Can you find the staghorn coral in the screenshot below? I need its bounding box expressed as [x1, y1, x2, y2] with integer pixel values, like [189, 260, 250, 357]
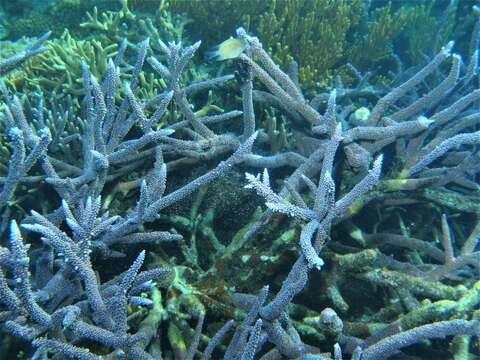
[0, 1, 480, 359]
[169, 0, 466, 92]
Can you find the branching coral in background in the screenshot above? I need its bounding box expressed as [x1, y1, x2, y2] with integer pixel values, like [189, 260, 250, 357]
[0, 31, 50, 76]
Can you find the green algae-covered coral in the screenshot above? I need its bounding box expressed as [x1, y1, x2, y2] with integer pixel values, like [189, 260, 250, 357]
[2, 0, 468, 94]
[256, 0, 363, 89]
[169, 0, 363, 89]
[80, 0, 189, 46]
[169, 0, 457, 91]
[347, 2, 409, 69]
[0, 0, 185, 43]
[2, 1, 187, 100]
[16, 29, 117, 96]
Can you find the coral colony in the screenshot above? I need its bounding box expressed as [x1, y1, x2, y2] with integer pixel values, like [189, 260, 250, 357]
[0, 1, 479, 359]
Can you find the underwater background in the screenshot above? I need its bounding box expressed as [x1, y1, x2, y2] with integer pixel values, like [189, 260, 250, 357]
[0, 0, 479, 359]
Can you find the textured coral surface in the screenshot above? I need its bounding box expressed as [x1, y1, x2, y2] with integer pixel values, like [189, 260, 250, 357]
[0, 1, 479, 359]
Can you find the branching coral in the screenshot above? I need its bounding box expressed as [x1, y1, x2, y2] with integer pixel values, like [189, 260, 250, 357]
[0, 1, 479, 359]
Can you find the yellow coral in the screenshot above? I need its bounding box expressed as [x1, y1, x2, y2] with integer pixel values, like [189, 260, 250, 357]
[20, 29, 116, 96]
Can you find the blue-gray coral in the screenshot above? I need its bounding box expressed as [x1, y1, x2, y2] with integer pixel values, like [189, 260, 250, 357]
[0, 3, 480, 360]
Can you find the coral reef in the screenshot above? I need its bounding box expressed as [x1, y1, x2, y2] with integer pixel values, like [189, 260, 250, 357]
[0, 0, 479, 359]
[168, 0, 466, 91]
